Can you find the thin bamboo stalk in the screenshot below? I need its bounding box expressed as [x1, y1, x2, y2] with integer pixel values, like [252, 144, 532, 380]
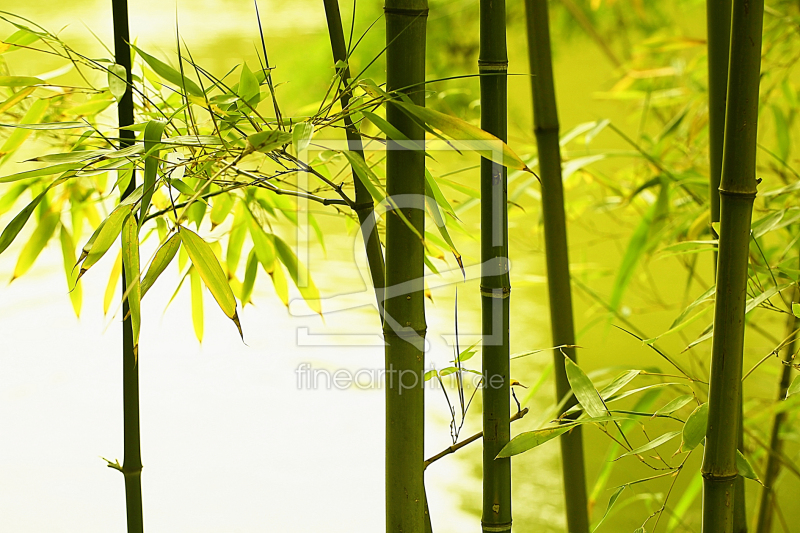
[524, 2, 590, 532]
[384, 1, 427, 531]
[701, 0, 763, 530]
[112, 1, 143, 532]
[479, 0, 511, 531]
[322, 0, 386, 315]
[755, 280, 799, 533]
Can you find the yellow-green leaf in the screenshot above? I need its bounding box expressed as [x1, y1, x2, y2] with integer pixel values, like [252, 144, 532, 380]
[141, 232, 181, 297]
[269, 234, 321, 314]
[226, 202, 247, 275]
[209, 193, 234, 228]
[0, 98, 48, 162]
[241, 249, 258, 306]
[121, 215, 141, 356]
[0, 86, 34, 113]
[180, 226, 242, 338]
[189, 266, 204, 342]
[0, 187, 49, 254]
[140, 120, 166, 223]
[79, 204, 132, 279]
[565, 357, 607, 419]
[246, 129, 292, 154]
[270, 259, 289, 307]
[681, 402, 709, 452]
[103, 250, 123, 315]
[0, 75, 43, 87]
[108, 63, 128, 99]
[130, 44, 203, 97]
[11, 209, 58, 280]
[497, 426, 571, 458]
[292, 122, 314, 154]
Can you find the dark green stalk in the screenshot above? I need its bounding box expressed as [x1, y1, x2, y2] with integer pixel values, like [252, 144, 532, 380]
[755, 280, 799, 533]
[112, 1, 143, 532]
[384, 1, 427, 532]
[480, 1, 511, 531]
[322, 0, 386, 316]
[701, 0, 763, 531]
[524, 2, 590, 532]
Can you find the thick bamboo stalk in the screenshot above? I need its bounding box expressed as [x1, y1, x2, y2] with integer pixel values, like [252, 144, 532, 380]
[322, 0, 386, 314]
[479, 0, 512, 531]
[701, 0, 763, 530]
[384, 2, 427, 532]
[112, 1, 143, 532]
[524, 2, 590, 532]
[755, 281, 799, 533]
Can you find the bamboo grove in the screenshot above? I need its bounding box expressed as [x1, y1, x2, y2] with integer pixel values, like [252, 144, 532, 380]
[0, 1, 799, 532]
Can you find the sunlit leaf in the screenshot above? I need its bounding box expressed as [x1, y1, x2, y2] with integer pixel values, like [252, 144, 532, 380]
[246, 129, 292, 154]
[654, 395, 694, 416]
[681, 402, 708, 451]
[11, 209, 58, 280]
[103, 250, 123, 315]
[141, 233, 181, 297]
[565, 357, 607, 418]
[592, 485, 626, 532]
[237, 62, 260, 107]
[130, 44, 203, 96]
[240, 249, 258, 306]
[0, 98, 48, 162]
[292, 121, 314, 154]
[226, 202, 247, 275]
[786, 375, 800, 399]
[0, 75, 43, 87]
[120, 215, 141, 356]
[189, 266, 204, 342]
[140, 120, 166, 223]
[0, 162, 82, 183]
[0, 29, 40, 54]
[736, 450, 762, 484]
[497, 425, 571, 458]
[270, 234, 321, 314]
[179, 226, 242, 338]
[0, 86, 35, 114]
[108, 63, 128, 99]
[209, 193, 234, 228]
[270, 259, 289, 306]
[64, 91, 114, 117]
[617, 430, 681, 459]
[78, 204, 133, 279]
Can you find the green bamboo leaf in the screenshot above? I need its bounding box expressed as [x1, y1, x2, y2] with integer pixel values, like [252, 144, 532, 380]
[108, 63, 128, 99]
[103, 250, 123, 315]
[0, 75, 43, 87]
[189, 266, 204, 342]
[226, 202, 247, 274]
[681, 402, 708, 451]
[209, 193, 234, 228]
[598, 369, 641, 399]
[163, 135, 224, 146]
[497, 425, 571, 458]
[0, 29, 41, 54]
[610, 182, 669, 311]
[362, 110, 422, 150]
[237, 62, 260, 107]
[654, 394, 694, 416]
[246, 129, 292, 154]
[240, 249, 258, 306]
[0, 98, 48, 162]
[140, 120, 166, 223]
[786, 374, 800, 399]
[269, 233, 321, 314]
[270, 259, 289, 306]
[425, 176, 462, 273]
[617, 430, 681, 459]
[391, 100, 531, 172]
[64, 92, 114, 117]
[141, 233, 181, 297]
[565, 357, 607, 418]
[1, 121, 87, 131]
[670, 285, 716, 329]
[736, 450, 761, 483]
[78, 204, 133, 279]
[0, 182, 28, 216]
[0, 162, 83, 183]
[121, 215, 141, 356]
[179, 226, 243, 338]
[591, 485, 626, 532]
[0, 87, 35, 114]
[130, 44, 203, 96]
[11, 209, 58, 280]
[792, 303, 800, 319]
[292, 122, 314, 154]
[0, 187, 49, 255]
[30, 149, 113, 164]
[248, 215, 276, 267]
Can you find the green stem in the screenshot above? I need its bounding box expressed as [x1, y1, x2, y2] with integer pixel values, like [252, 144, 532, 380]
[384, 2, 428, 532]
[701, 0, 763, 530]
[707, 0, 732, 231]
[524, 2, 590, 532]
[755, 281, 799, 533]
[480, 0, 511, 531]
[322, 0, 386, 318]
[112, 1, 143, 532]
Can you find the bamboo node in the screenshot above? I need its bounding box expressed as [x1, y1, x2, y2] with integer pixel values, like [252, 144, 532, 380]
[480, 285, 511, 299]
[481, 521, 512, 532]
[717, 188, 757, 199]
[478, 60, 509, 72]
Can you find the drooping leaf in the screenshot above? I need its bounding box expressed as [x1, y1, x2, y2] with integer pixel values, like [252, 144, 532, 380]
[59, 226, 82, 317]
[617, 430, 681, 459]
[141, 232, 181, 297]
[425, 176, 462, 273]
[240, 249, 258, 306]
[681, 402, 708, 451]
[497, 425, 571, 458]
[189, 266, 204, 342]
[391, 100, 530, 172]
[592, 485, 626, 532]
[139, 120, 167, 223]
[0, 98, 48, 162]
[11, 209, 58, 280]
[209, 193, 234, 228]
[78, 205, 133, 278]
[362, 110, 421, 150]
[130, 44, 203, 96]
[179, 226, 242, 338]
[786, 374, 800, 399]
[248, 215, 276, 267]
[103, 250, 123, 315]
[120, 215, 141, 356]
[270, 259, 289, 306]
[736, 450, 762, 484]
[269, 234, 321, 314]
[565, 357, 607, 418]
[0, 162, 82, 183]
[226, 202, 247, 274]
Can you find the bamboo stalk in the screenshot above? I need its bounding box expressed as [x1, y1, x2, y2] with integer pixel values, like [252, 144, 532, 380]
[111, 1, 143, 532]
[322, 0, 386, 316]
[524, 2, 590, 532]
[479, 0, 512, 531]
[384, 2, 427, 532]
[755, 280, 799, 533]
[701, 0, 763, 530]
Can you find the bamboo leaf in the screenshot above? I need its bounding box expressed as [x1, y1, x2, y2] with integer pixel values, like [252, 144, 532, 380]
[565, 357, 607, 418]
[79, 205, 133, 278]
[362, 110, 422, 150]
[497, 425, 571, 458]
[11, 209, 58, 280]
[681, 402, 708, 451]
[786, 375, 800, 399]
[598, 369, 641, 399]
[792, 303, 800, 319]
[103, 250, 123, 315]
[108, 63, 128, 99]
[240, 249, 258, 306]
[130, 44, 203, 96]
[0, 87, 35, 114]
[0, 29, 41, 54]
[189, 266, 204, 342]
[269, 233, 321, 314]
[248, 215, 276, 267]
[237, 62, 260, 107]
[64, 92, 114, 117]
[0, 162, 83, 183]
[391, 100, 530, 172]
[772, 105, 790, 162]
[0, 75, 43, 87]
[292, 122, 314, 154]
[226, 202, 247, 274]
[246, 129, 292, 153]
[179, 226, 242, 338]
[736, 450, 762, 484]
[140, 120, 166, 223]
[121, 215, 141, 356]
[270, 259, 289, 306]
[209, 193, 234, 228]
[654, 394, 694, 416]
[30, 149, 113, 164]
[141, 233, 181, 297]
[616, 430, 681, 459]
[59, 226, 82, 317]
[425, 176, 462, 273]
[1, 121, 87, 131]
[0, 98, 48, 161]
[591, 485, 626, 532]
